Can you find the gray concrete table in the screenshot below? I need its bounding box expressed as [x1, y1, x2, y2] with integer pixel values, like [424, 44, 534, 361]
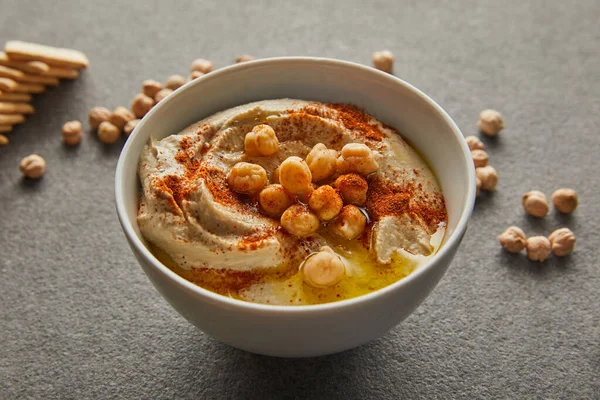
[1, 1, 598, 398]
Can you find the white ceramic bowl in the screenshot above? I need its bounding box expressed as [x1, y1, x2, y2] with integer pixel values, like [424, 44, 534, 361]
[115, 57, 476, 358]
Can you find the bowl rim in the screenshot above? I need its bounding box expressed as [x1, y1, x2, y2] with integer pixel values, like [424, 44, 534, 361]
[115, 56, 476, 314]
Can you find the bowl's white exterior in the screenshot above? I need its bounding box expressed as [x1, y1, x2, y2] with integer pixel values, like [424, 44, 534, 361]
[115, 58, 476, 358]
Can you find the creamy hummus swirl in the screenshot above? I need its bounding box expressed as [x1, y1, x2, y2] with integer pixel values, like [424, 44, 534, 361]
[137, 99, 446, 272]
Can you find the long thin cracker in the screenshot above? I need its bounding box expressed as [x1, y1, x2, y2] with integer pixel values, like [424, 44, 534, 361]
[0, 124, 13, 133]
[43, 67, 79, 79]
[0, 53, 50, 74]
[0, 77, 18, 92]
[0, 114, 25, 125]
[0, 65, 25, 80]
[0, 92, 32, 102]
[17, 74, 59, 86]
[5, 41, 89, 69]
[0, 102, 34, 114]
[13, 83, 45, 94]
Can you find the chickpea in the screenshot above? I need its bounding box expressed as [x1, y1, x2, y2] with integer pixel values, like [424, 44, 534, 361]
[279, 156, 312, 195]
[522, 190, 549, 218]
[259, 184, 294, 218]
[551, 188, 578, 214]
[227, 162, 268, 195]
[471, 149, 489, 168]
[476, 176, 482, 197]
[525, 236, 551, 262]
[372, 50, 394, 73]
[548, 228, 576, 257]
[478, 109, 504, 136]
[271, 166, 280, 184]
[330, 205, 367, 240]
[154, 88, 173, 103]
[124, 119, 140, 136]
[131, 93, 154, 118]
[333, 173, 368, 206]
[336, 143, 379, 176]
[302, 247, 346, 288]
[142, 80, 163, 98]
[305, 143, 337, 182]
[475, 165, 498, 191]
[189, 70, 204, 81]
[236, 55, 255, 63]
[88, 106, 111, 130]
[465, 135, 485, 151]
[61, 120, 82, 146]
[19, 154, 46, 179]
[498, 226, 526, 253]
[190, 58, 214, 73]
[308, 185, 343, 221]
[280, 204, 320, 238]
[98, 121, 120, 144]
[109, 106, 135, 131]
[244, 125, 279, 156]
[165, 74, 186, 90]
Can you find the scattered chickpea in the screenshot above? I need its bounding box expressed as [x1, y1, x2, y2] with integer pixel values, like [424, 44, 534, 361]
[88, 106, 111, 130]
[19, 154, 46, 179]
[475, 165, 498, 191]
[142, 80, 163, 98]
[471, 149, 488, 168]
[280, 204, 320, 238]
[244, 125, 279, 156]
[61, 120, 82, 146]
[124, 119, 140, 136]
[498, 226, 527, 253]
[302, 247, 346, 288]
[548, 228, 576, 257]
[279, 156, 313, 196]
[165, 75, 186, 90]
[236, 55, 255, 63]
[478, 109, 504, 136]
[259, 184, 293, 218]
[308, 185, 343, 221]
[525, 236, 552, 262]
[372, 50, 394, 73]
[476, 176, 482, 197]
[0, 134, 8, 146]
[330, 205, 367, 240]
[97, 121, 120, 144]
[227, 162, 268, 195]
[306, 143, 337, 182]
[190, 58, 213, 73]
[551, 188, 578, 214]
[154, 88, 173, 103]
[108, 106, 135, 131]
[271, 166, 280, 184]
[336, 143, 379, 176]
[189, 70, 204, 81]
[131, 93, 154, 119]
[333, 174, 368, 206]
[522, 190, 549, 218]
[465, 135, 485, 151]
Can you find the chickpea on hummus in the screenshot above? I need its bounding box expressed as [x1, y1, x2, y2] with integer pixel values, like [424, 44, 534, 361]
[138, 99, 446, 305]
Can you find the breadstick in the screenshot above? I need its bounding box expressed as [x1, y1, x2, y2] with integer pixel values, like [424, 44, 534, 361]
[5, 41, 89, 69]
[0, 124, 13, 133]
[0, 92, 32, 102]
[13, 83, 45, 94]
[0, 53, 50, 74]
[17, 74, 59, 86]
[0, 102, 34, 114]
[0, 65, 25, 80]
[0, 114, 25, 125]
[43, 67, 79, 79]
[0, 77, 18, 92]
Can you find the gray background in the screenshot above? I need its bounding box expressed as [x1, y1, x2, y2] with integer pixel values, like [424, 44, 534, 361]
[1, 0, 598, 398]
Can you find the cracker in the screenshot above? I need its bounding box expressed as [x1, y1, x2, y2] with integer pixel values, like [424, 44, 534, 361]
[0, 92, 32, 102]
[0, 77, 18, 92]
[0, 102, 34, 114]
[5, 41, 89, 69]
[0, 114, 25, 125]
[0, 124, 13, 133]
[0, 65, 25, 80]
[13, 83, 45, 94]
[0, 53, 50, 74]
[43, 67, 79, 79]
[17, 74, 59, 86]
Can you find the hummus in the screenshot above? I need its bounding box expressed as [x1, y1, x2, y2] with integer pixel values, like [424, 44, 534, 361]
[137, 99, 447, 304]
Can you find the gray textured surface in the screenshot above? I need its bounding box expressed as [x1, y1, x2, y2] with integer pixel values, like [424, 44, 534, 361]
[1, 0, 599, 398]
